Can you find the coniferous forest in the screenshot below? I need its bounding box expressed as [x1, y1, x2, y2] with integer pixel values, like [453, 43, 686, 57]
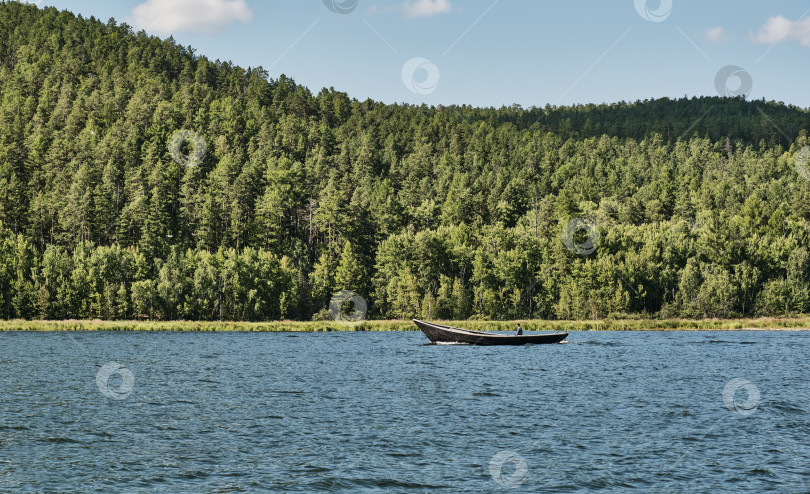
[2, 2, 810, 322]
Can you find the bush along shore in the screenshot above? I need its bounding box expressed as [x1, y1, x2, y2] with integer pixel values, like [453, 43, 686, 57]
[1, 318, 810, 332]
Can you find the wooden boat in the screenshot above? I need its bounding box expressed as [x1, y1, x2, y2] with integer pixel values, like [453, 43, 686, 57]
[413, 319, 568, 346]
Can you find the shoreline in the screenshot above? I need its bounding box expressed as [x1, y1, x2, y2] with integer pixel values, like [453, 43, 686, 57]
[1, 318, 810, 332]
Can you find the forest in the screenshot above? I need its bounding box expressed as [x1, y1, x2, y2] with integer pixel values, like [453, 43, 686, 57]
[1, 2, 810, 322]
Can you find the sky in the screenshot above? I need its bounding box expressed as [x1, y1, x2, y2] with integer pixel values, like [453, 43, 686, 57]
[28, 0, 810, 108]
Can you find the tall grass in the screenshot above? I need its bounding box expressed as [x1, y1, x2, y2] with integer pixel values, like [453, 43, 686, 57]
[1, 317, 809, 332]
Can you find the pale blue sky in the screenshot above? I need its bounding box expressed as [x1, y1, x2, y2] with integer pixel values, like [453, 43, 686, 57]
[33, 0, 810, 108]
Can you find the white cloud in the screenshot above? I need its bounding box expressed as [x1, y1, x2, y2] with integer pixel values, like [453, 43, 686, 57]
[705, 26, 727, 42]
[367, 4, 399, 15]
[403, 0, 451, 18]
[750, 15, 810, 47]
[131, 0, 253, 35]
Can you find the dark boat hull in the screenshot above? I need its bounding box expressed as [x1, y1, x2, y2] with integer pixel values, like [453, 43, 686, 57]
[413, 319, 567, 346]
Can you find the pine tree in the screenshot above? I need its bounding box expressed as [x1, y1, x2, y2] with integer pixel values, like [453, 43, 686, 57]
[334, 240, 364, 294]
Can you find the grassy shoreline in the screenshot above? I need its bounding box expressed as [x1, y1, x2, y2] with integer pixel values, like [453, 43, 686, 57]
[1, 318, 810, 332]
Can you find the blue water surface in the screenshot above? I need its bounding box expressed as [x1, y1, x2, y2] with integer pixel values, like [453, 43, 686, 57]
[1, 330, 808, 493]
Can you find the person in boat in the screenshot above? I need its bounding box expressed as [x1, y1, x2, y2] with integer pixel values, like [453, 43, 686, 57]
[516, 323, 523, 335]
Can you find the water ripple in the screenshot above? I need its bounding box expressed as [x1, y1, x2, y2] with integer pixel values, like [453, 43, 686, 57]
[0, 330, 808, 492]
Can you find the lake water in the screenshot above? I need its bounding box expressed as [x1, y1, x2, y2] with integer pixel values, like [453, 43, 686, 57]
[1, 330, 808, 492]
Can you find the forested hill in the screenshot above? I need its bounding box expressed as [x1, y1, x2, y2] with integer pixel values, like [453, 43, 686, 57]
[1, 1, 810, 322]
[440, 97, 810, 146]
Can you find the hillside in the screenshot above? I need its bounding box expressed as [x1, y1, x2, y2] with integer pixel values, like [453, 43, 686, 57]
[1, 1, 810, 321]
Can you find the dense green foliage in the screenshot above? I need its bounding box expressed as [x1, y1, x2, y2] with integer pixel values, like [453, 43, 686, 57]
[1, 2, 810, 321]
